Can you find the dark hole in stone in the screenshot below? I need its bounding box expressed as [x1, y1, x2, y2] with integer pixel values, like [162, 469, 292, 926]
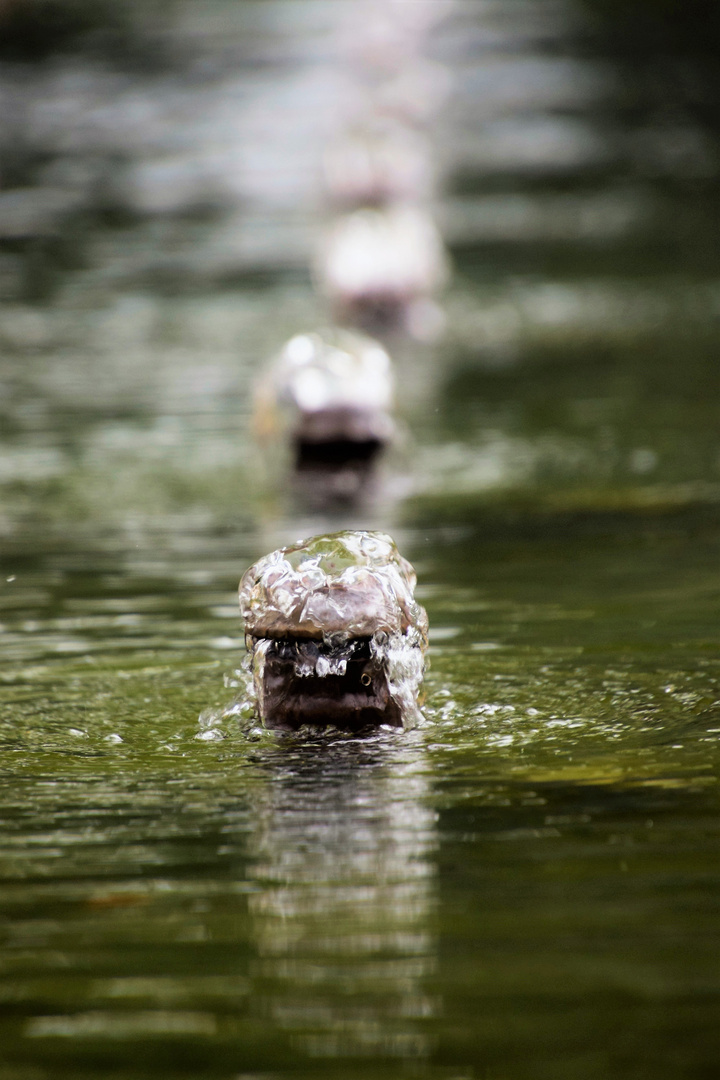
[295, 437, 384, 469]
[255, 636, 402, 731]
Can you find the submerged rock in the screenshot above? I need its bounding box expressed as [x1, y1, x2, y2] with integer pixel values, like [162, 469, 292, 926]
[239, 530, 428, 731]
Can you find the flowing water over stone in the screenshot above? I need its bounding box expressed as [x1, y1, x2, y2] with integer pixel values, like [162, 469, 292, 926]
[1, 2, 720, 1078]
[235, 530, 428, 731]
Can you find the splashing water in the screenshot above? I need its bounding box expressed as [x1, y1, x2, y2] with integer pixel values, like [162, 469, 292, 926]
[199, 531, 428, 735]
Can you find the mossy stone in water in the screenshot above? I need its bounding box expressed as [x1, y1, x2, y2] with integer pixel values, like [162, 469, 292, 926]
[239, 530, 428, 730]
[239, 530, 428, 643]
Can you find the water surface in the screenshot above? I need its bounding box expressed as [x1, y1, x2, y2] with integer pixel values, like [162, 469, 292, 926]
[1, 2, 720, 1078]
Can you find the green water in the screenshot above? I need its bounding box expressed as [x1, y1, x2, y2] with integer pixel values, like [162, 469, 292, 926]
[1, 511, 719, 1080]
[2, 2, 720, 1078]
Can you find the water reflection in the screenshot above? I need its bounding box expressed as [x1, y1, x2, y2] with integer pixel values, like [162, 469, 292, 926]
[245, 735, 437, 1061]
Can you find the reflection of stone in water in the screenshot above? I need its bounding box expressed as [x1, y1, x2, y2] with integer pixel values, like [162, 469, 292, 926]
[246, 743, 437, 1059]
[291, 458, 381, 513]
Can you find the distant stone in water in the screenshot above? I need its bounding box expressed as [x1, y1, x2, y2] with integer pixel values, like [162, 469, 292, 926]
[253, 328, 396, 504]
[322, 119, 435, 209]
[314, 204, 449, 339]
[338, 2, 454, 125]
[239, 530, 428, 731]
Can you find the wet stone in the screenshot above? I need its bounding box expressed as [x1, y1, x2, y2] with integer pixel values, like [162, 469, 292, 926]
[252, 328, 396, 507]
[238, 530, 428, 731]
[254, 328, 395, 460]
[314, 205, 449, 338]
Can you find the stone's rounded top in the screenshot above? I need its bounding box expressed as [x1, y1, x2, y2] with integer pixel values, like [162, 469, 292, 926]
[239, 530, 428, 643]
[277, 328, 393, 413]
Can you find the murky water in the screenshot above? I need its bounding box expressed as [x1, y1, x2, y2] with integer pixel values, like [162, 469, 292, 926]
[1, 2, 720, 1078]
